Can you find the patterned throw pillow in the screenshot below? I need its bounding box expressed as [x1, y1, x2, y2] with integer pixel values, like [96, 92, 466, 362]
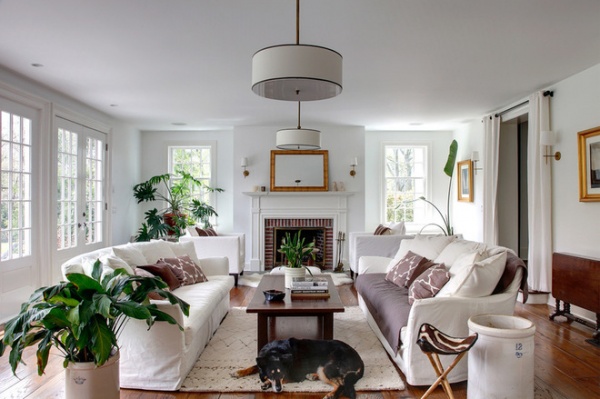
[195, 227, 218, 236]
[408, 264, 450, 305]
[374, 224, 391, 235]
[137, 261, 181, 291]
[160, 255, 208, 285]
[385, 251, 435, 288]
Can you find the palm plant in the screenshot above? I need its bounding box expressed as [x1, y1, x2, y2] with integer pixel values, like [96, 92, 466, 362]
[133, 170, 223, 240]
[0, 260, 189, 375]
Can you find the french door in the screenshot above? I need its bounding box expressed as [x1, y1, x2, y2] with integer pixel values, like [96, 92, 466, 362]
[0, 97, 40, 323]
[54, 117, 107, 277]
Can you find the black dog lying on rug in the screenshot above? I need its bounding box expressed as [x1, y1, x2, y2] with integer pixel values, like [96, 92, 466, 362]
[232, 338, 364, 399]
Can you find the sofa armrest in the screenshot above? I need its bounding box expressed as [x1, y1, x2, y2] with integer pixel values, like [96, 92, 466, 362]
[358, 256, 392, 274]
[197, 256, 229, 276]
[349, 232, 413, 273]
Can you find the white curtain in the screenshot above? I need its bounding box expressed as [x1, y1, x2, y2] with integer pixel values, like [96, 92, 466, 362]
[527, 92, 552, 292]
[483, 115, 500, 245]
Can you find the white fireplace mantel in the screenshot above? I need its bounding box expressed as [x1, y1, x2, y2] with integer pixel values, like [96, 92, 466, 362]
[243, 192, 353, 271]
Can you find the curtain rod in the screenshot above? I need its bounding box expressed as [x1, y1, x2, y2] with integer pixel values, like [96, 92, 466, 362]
[494, 90, 554, 118]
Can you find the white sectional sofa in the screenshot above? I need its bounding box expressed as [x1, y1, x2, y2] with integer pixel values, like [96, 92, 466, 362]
[354, 234, 527, 386]
[180, 230, 245, 285]
[60, 239, 235, 391]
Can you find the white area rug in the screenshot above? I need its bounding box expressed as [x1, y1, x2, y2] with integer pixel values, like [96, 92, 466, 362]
[181, 307, 405, 392]
[238, 272, 353, 288]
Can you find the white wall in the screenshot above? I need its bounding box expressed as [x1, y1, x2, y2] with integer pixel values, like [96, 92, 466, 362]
[453, 122, 485, 241]
[364, 130, 457, 234]
[232, 125, 366, 267]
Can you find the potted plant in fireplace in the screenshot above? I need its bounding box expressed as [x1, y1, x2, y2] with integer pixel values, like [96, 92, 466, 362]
[277, 230, 316, 289]
[0, 260, 189, 399]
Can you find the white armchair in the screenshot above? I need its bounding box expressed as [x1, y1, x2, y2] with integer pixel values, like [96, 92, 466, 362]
[180, 231, 246, 285]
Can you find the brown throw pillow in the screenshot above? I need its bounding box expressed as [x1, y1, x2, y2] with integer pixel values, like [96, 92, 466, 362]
[408, 264, 450, 305]
[137, 261, 181, 291]
[195, 227, 218, 236]
[374, 224, 391, 235]
[134, 268, 167, 300]
[385, 251, 435, 288]
[160, 255, 208, 285]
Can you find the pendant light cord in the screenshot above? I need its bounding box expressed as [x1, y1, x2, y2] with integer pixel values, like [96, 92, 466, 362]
[296, 0, 300, 45]
[297, 101, 301, 129]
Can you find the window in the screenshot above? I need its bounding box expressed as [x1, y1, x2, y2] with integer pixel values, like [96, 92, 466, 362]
[384, 144, 428, 226]
[1, 111, 32, 260]
[169, 146, 214, 204]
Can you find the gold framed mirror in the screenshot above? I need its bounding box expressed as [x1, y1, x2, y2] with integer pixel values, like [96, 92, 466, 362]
[270, 150, 329, 192]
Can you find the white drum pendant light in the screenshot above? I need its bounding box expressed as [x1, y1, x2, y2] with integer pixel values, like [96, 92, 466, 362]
[252, 0, 342, 102]
[276, 101, 321, 150]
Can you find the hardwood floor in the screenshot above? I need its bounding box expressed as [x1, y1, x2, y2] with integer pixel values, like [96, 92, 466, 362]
[1, 282, 599, 399]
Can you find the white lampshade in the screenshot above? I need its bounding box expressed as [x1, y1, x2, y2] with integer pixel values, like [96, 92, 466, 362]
[252, 44, 343, 101]
[540, 130, 556, 146]
[471, 151, 480, 162]
[240, 157, 248, 168]
[276, 128, 321, 150]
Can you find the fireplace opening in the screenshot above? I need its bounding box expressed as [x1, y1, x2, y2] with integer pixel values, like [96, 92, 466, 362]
[273, 227, 325, 268]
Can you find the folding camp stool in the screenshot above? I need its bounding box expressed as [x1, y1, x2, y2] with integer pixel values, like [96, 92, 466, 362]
[416, 323, 478, 399]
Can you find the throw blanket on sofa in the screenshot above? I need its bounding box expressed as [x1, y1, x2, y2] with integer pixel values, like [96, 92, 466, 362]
[355, 274, 411, 353]
[493, 252, 529, 303]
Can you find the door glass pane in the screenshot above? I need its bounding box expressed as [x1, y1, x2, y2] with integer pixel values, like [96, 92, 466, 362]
[57, 128, 78, 250]
[0, 111, 32, 260]
[85, 137, 103, 245]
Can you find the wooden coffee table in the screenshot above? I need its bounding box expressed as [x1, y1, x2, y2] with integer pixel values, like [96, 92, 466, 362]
[246, 274, 345, 352]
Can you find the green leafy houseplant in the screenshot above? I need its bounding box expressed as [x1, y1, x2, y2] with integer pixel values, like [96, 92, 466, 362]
[277, 230, 316, 274]
[420, 139, 458, 236]
[133, 170, 223, 241]
[0, 260, 190, 376]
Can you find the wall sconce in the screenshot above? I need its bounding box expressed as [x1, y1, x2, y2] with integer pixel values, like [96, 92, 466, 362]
[471, 151, 482, 173]
[540, 131, 561, 164]
[241, 157, 249, 178]
[350, 157, 358, 177]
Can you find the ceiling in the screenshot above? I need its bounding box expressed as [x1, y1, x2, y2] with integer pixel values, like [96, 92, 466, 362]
[1, 0, 599, 132]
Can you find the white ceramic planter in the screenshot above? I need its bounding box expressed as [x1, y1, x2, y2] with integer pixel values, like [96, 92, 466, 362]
[65, 352, 120, 399]
[284, 266, 306, 289]
[467, 315, 536, 399]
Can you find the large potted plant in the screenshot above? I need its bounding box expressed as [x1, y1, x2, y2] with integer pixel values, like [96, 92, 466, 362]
[0, 261, 190, 399]
[133, 170, 223, 241]
[277, 230, 316, 289]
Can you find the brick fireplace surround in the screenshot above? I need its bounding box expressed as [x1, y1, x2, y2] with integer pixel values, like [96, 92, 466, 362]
[243, 192, 352, 272]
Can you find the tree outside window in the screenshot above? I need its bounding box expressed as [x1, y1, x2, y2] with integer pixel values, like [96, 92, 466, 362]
[384, 144, 427, 225]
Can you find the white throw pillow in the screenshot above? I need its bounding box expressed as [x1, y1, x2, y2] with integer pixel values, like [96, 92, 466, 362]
[434, 239, 488, 268]
[437, 251, 507, 298]
[100, 255, 135, 275]
[387, 235, 454, 272]
[112, 245, 148, 268]
[387, 221, 406, 235]
[130, 240, 177, 264]
[186, 226, 199, 236]
[159, 240, 201, 266]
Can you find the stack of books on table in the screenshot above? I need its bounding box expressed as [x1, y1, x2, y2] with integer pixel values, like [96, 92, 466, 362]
[290, 277, 330, 300]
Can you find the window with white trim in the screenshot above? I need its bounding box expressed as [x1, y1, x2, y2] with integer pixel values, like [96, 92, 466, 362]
[384, 144, 429, 226]
[168, 145, 214, 204]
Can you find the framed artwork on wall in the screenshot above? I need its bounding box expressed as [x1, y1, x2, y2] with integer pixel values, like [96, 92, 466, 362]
[578, 126, 600, 202]
[457, 160, 473, 202]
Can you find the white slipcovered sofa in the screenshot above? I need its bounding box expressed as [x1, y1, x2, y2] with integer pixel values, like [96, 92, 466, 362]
[180, 230, 245, 285]
[60, 239, 235, 391]
[355, 234, 527, 386]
